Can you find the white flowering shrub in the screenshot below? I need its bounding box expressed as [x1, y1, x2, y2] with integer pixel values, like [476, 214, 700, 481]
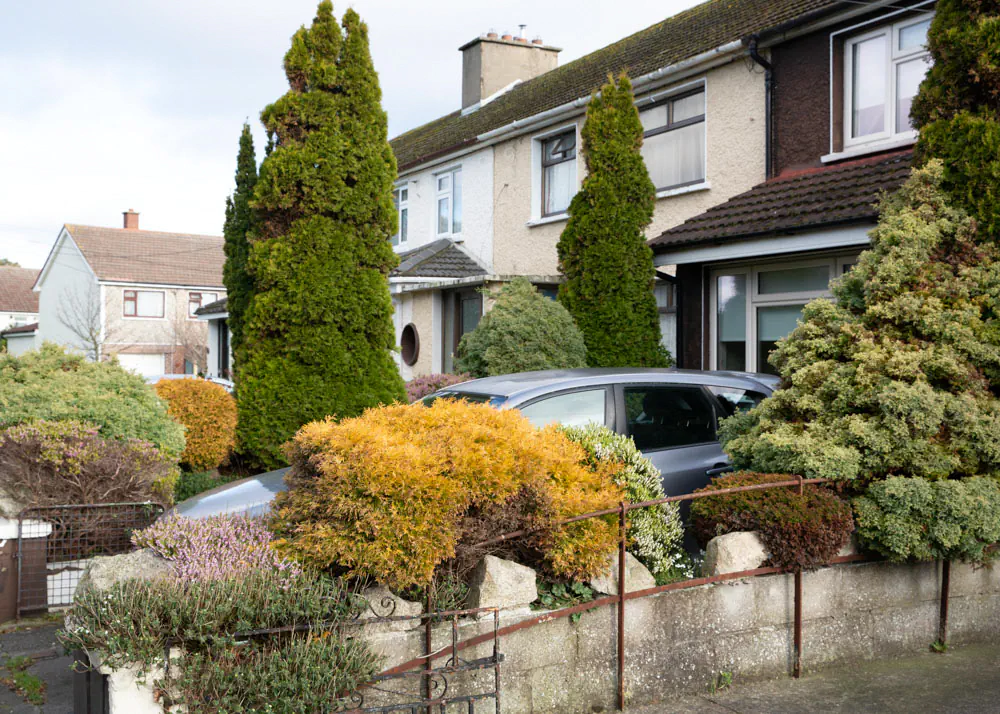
[561, 424, 689, 580]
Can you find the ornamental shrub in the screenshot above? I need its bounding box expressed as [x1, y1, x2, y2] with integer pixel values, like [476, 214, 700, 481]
[557, 74, 670, 368]
[455, 279, 587, 377]
[0, 420, 176, 507]
[560, 424, 689, 580]
[154, 379, 237, 471]
[0, 343, 185, 460]
[238, 2, 406, 468]
[690, 472, 854, 570]
[854, 476, 1000, 563]
[271, 399, 624, 590]
[406, 372, 471, 402]
[720, 164, 1000, 483]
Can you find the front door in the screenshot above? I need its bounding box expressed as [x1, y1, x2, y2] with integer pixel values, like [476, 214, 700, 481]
[443, 288, 483, 373]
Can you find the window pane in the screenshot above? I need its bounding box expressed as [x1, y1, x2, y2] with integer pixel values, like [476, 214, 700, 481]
[899, 19, 931, 51]
[400, 188, 408, 202]
[717, 274, 746, 371]
[460, 294, 481, 335]
[543, 160, 575, 215]
[896, 57, 927, 133]
[707, 385, 767, 417]
[758, 264, 830, 294]
[452, 170, 462, 233]
[437, 174, 450, 192]
[641, 121, 705, 189]
[137, 291, 163, 317]
[400, 207, 408, 242]
[624, 386, 716, 451]
[544, 132, 575, 162]
[520, 390, 606, 429]
[188, 294, 200, 317]
[124, 299, 136, 316]
[639, 104, 668, 132]
[852, 35, 887, 138]
[757, 304, 805, 375]
[672, 91, 705, 122]
[437, 197, 450, 234]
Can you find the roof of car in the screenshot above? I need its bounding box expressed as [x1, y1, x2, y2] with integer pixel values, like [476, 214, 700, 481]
[442, 368, 777, 403]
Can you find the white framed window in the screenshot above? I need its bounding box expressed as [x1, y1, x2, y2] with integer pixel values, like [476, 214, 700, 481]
[710, 255, 860, 374]
[393, 186, 408, 246]
[435, 167, 462, 236]
[123, 289, 165, 319]
[541, 130, 577, 216]
[639, 87, 706, 192]
[188, 291, 218, 318]
[843, 14, 932, 148]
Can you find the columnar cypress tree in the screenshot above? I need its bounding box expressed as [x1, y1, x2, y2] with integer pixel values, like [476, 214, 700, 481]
[237, 2, 405, 468]
[557, 74, 670, 368]
[912, 0, 1000, 237]
[222, 123, 257, 369]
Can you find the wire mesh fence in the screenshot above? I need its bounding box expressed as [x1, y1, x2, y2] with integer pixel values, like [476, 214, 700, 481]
[16, 502, 165, 618]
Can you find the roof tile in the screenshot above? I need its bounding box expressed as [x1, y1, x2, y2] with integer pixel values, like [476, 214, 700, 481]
[392, 239, 487, 279]
[0, 267, 40, 314]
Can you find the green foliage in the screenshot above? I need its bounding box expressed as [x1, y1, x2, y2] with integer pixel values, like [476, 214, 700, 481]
[557, 73, 670, 368]
[0, 259, 19, 267]
[532, 580, 595, 622]
[455, 279, 587, 377]
[223, 122, 258, 371]
[0, 344, 184, 460]
[912, 0, 1000, 237]
[174, 470, 223, 502]
[720, 164, 1000, 483]
[560, 424, 690, 580]
[238, 2, 405, 468]
[1, 656, 45, 705]
[854, 476, 1000, 563]
[690, 472, 854, 570]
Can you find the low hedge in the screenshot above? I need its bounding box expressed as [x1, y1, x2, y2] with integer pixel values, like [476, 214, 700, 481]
[691, 472, 854, 570]
[154, 379, 237, 471]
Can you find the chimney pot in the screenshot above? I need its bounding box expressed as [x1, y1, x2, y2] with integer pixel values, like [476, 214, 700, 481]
[501, 32, 513, 41]
[123, 209, 139, 230]
[515, 36, 527, 43]
[487, 29, 498, 39]
[532, 37, 544, 45]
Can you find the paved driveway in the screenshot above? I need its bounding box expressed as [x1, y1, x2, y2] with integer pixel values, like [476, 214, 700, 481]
[0, 623, 72, 714]
[632, 643, 1000, 714]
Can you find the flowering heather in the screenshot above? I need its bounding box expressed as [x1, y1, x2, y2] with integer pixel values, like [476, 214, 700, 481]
[405, 373, 471, 403]
[133, 514, 301, 583]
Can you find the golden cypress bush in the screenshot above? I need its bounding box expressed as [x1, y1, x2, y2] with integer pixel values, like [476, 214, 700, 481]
[270, 399, 623, 589]
[155, 379, 237, 472]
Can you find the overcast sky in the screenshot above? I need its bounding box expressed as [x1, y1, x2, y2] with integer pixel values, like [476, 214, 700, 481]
[0, 0, 702, 269]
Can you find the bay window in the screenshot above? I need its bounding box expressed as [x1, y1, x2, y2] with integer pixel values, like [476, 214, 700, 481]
[436, 168, 462, 236]
[541, 130, 577, 216]
[639, 88, 706, 192]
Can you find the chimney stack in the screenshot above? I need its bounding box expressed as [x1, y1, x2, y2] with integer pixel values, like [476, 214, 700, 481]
[123, 209, 139, 230]
[459, 29, 560, 109]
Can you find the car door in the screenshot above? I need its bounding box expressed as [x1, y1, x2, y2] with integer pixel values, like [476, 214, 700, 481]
[614, 383, 730, 496]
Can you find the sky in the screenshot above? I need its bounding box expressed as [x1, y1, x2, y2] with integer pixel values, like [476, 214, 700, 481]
[0, 0, 702, 269]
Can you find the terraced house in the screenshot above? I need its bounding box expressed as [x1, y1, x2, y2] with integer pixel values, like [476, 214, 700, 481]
[387, 0, 934, 380]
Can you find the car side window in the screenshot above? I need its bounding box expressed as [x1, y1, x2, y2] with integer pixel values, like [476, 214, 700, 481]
[623, 386, 716, 451]
[519, 389, 607, 429]
[706, 386, 767, 417]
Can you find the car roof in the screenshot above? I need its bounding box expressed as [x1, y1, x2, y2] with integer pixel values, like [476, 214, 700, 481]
[168, 467, 290, 519]
[442, 368, 777, 404]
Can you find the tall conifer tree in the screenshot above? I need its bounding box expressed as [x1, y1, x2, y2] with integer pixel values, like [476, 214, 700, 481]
[557, 74, 670, 368]
[222, 123, 257, 373]
[238, 2, 405, 468]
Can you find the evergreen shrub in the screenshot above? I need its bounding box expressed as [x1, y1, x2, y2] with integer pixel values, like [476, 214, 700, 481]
[0, 344, 184, 460]
[690, 472, 854, 570]
[270, 399, 624, 590]
[854, 476, 1000, 563]
[154, 379, 237, 471]
[560, 424, 689, 580]
[455, 279, 587, 377]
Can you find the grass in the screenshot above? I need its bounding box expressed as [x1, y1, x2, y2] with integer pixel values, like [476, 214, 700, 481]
[1, 655, 45, 705]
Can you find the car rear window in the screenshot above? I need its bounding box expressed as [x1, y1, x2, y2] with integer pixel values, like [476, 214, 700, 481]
[707, 386, 768, 416]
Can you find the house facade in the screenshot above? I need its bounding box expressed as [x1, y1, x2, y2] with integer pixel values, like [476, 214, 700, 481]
[31, 210, 225, 376]
[651, 1, 934, 373]
[0, 266, 40, 356]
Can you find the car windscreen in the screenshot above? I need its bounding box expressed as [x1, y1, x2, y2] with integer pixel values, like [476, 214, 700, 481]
[420, 391, 508, 408]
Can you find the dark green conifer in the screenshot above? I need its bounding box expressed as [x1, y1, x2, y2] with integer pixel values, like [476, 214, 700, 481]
[557, 74, 670, 368]
[238, 2, 405, 468]
[222, 123, 257, 372]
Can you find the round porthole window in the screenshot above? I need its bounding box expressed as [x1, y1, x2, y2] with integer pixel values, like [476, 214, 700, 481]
[401, 323, 419, 366]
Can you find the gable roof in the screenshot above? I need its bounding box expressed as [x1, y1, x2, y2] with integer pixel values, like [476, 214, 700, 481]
[392, 239, 488, 279]
[389, 0, 841, 171]
[63, 225, 225, 288]
[0, 267, 40, 314]
[650, 151, 913, 251]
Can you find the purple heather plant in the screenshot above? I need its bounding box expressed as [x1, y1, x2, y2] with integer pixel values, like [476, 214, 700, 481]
[405, 373, 471, 403]
[133, 514, 301, 584]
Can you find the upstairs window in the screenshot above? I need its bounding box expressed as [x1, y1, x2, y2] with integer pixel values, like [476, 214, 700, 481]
[188, 291, 218, 317]
[639, 88, 706, 191]
[123, 289, 164, 319]
[393, 186, 408, 246]
[436, 168, 462, 236]
[844, 14, 932, 147]
[541, 130, 577, 216]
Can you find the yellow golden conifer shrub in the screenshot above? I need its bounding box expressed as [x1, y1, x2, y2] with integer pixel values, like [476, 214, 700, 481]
[154, 379, 237, 472]
[270, 399, 624, 590]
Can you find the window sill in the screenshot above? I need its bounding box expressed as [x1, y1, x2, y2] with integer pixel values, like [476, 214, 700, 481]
[526, 213, 569, 228]
[656, 181, 710, 200]
[821, 135, 916, 164]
